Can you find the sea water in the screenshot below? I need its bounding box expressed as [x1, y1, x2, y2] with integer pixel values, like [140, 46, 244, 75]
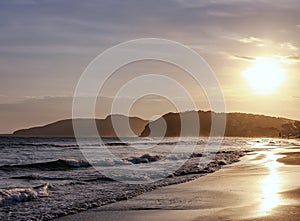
[0, 137, 298, 220]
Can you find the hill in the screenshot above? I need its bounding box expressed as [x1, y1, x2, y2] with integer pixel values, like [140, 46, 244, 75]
[141, 111, 300, 137]
[13, 115, 148, 137]
[13, 111, 300, 138]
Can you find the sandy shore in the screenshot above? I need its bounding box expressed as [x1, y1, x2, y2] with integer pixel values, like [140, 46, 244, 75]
[239, 188, 300, 221]
[277, 152, 300, 165]
[56, 146, 300, 221]
[240, 150, 300, 221]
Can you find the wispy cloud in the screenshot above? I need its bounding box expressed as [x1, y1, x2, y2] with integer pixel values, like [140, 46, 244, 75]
[279, 42, 298, 51]
[285, 55, 300, 60]
[239, 36, 267, 44]
[285, 56, 300, 63]
[229, 55, 257, 62]
[238, 36, 299, 51]
[236, 36, 299, 53]
[228, 54, 300, 64]
[275, 55, 300, 64]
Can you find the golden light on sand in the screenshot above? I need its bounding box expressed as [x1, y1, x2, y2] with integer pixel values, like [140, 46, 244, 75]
[259, 152, 282, 214]
[243, 58, 285, 94]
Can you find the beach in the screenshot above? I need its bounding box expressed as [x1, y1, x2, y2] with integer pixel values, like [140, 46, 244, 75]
[56, 144, 300, 221]
[0, 137, 249, 220]
[1, 0, 300, 220]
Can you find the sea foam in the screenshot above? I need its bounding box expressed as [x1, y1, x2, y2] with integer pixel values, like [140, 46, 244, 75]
[0, 183, 49, 207]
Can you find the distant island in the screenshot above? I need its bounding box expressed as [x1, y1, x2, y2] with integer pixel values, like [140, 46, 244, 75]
[13, 115, 148, 137]
[13, 111, 300, 138]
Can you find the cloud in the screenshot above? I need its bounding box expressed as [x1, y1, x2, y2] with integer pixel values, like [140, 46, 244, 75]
[229, 55, 256, 62]
[285, 55, 300, 60]
[229, 54, 300, 64]
[274, 55, 300, 64]
[279, 42, 298, 51]
[284, 55, 300, 64]
[238, 36, 275, 48]
[239, 36, 265, 44]
[236, 36, 299, 54]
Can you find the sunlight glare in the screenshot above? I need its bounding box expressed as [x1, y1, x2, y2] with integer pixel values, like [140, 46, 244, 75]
[259, 152, 282, 214]
[243, 58, 285, 94]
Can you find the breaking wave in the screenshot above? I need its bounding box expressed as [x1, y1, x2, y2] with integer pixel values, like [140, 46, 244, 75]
[0, 159, 91, 171]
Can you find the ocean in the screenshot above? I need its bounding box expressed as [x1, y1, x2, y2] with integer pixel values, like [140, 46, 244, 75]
[0, 137, 298, 220]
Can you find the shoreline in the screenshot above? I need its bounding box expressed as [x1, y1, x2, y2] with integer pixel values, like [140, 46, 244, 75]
[0, 146, 246, 221]
[56, 147, 300, 221]
[277, 152, 300, 165]
[239, 150, 300, 221]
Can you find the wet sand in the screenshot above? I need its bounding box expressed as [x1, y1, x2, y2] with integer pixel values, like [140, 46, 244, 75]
[56, 147, 300, 221]
[277, 152, 300, 165]
[241, 151, 300, 221]
[240, 189, 300, 221]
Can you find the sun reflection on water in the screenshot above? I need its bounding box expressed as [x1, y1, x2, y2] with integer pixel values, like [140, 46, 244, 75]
[259, 152, 282, 214]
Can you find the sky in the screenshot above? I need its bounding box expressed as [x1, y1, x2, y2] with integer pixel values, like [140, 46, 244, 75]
[0, 0, 300, 133]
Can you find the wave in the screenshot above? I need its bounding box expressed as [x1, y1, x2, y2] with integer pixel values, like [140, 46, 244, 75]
[127, 152, 204, 164]
[166, 152, 204, 161]
[0, 140, 205, 149]
[11, 175, 116, 183]
[0, 183, 49, 207]
[11, 175, 71, 181]
[0, 142, 79, 148]
[0, 159, 91, 171]
[127, 154, 162, 164]
[0, 142, 129, 149]
[127, 140, 205, 146]
[0, 148, 247, 220]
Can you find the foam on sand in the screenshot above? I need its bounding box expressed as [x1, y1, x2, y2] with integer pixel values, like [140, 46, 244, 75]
[0, 183, 49, 207]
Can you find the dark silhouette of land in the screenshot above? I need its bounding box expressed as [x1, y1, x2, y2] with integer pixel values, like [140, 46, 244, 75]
[141, 111, 300, 137]
[13, 115, 148, 137]
[12, 111, 300, 138]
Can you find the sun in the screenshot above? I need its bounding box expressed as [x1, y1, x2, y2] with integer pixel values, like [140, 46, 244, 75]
[242, 58, 285, 94]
